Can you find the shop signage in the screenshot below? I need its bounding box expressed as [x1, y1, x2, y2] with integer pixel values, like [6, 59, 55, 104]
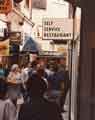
[0, 0, 12, 14]
[36, 25, 42, 38]
[0, 39, 9, 56]
[57, 47, 67, 56]
[10, 32, 22, 44]
[39, 51, 64, 56]
[42, 18, 73, 40]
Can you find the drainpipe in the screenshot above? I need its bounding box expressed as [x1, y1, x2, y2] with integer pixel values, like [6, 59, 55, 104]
[69, 4, 76, 120]
[29, 0, 32, 19]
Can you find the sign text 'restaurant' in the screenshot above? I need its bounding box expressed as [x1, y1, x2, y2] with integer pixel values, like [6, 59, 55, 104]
[42, 18, 73, 40]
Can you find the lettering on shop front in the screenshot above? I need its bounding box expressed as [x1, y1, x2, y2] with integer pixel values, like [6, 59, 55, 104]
[44, 21, 53, 26]
[44, 27, 60, 32]
[42, 19, 73, 40]
[44, 33, 72, 38]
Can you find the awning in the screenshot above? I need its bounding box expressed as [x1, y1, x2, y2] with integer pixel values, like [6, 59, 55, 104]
[22, 37, 40, 53]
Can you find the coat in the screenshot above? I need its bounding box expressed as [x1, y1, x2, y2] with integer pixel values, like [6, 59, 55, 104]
[18, 97, 63, 120]
[0, 99, 17, 120]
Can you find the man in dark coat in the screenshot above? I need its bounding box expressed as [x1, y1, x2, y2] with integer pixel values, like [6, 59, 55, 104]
[18, 75, 63, 120]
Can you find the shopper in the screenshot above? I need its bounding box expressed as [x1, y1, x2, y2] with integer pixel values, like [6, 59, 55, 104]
[7, 64, 23, 106]
[18, 75, 63, 120]
[46, 64, 63, 104]
[0, 78, 17, 120]
[23, 62, 32, 76]
[28, 60, 38, 78]
[0, 63, 5, 79]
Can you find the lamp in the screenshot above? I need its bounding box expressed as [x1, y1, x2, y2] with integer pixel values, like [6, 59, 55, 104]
[18, 18, 24, 26]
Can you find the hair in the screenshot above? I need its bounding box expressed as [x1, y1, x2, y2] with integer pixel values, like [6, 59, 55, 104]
[20, 63, 26, 69]
[31, 61, 38, 68]
[11, 64, 19, 71]
[26, 75, 48, 98]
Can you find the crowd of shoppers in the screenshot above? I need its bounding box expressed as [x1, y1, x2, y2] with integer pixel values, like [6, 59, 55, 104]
[0, 58, 70, 120]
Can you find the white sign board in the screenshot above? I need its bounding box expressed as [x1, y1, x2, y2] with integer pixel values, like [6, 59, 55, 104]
[42, 18, 73, 40]
[39, 51, 64, 56]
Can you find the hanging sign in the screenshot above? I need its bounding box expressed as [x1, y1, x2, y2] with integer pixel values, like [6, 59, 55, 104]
[10, 32, 22, 45]
[0, 0, 12, 14]
[42, 18, 73, 40]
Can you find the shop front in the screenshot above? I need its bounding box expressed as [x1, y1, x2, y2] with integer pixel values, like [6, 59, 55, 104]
[38, 50, 68, 69]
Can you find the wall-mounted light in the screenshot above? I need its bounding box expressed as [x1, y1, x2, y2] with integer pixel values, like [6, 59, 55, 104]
[18, 18, 24, 26]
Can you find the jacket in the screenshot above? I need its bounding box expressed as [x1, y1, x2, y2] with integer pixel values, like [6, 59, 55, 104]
[0, 99, 17, 120]
[18, 97, 63, 120]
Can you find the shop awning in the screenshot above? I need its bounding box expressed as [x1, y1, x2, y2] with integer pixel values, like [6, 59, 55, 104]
[22, 37, 40, 53]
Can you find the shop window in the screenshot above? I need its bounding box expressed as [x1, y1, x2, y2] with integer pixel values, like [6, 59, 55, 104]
[10, 44, 20, 55]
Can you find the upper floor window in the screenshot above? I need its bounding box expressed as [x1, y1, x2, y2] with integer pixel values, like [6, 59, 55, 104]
[26, 0, 47, 9]
[32, 0, 47, 9]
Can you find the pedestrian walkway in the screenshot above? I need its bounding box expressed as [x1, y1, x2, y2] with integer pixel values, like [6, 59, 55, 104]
[62, 105, 69, 120]
[62, 92, 69, 120]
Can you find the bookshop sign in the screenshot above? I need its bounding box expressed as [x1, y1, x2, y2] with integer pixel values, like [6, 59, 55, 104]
[42, 18, 73, 40]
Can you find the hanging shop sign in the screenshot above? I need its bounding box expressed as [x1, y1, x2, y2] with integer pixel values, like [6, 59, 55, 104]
[0, 0, 12, 14]
[0, 39, 9, 56]
[9, 32, 22, 44]
[42, 18, 73, 40]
